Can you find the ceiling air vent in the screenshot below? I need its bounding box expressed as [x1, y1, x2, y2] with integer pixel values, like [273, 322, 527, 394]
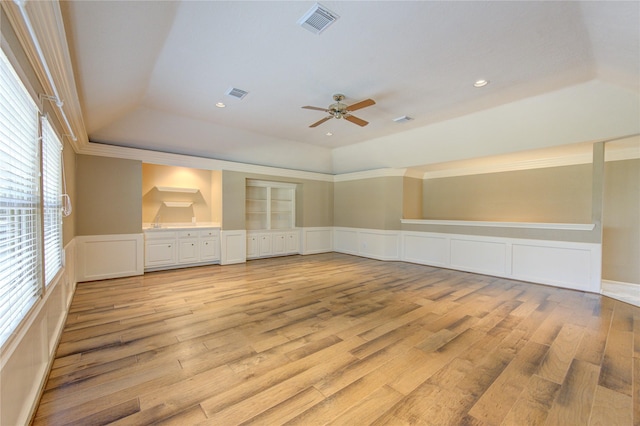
[298, 3, 339, 34]
[225, 87, 249, 100]
[393, 115, 414, 123]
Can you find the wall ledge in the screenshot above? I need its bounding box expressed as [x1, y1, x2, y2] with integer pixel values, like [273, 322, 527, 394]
[401, 219, 595, 231]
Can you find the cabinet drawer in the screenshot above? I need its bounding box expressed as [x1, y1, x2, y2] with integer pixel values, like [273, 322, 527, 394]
[178, 230, 198, 238]
[145, 230, 177, 240]
[198, 229, 219, 238]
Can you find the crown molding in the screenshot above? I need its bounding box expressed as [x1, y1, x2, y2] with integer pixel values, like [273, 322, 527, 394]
[78, 142, 335, 182]
[333, 168, 407, 182]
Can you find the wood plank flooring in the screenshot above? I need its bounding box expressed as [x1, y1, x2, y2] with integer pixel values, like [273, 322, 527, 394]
[33, 253, 639, 425]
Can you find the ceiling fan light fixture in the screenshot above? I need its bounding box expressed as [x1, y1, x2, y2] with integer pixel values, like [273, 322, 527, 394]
[298, 3, 339, 34]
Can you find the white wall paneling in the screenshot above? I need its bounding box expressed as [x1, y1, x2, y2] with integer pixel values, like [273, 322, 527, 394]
[1, 240, 77, 426]
[449, 237, 509, 277]
[333, 228, 401, 261]
[402, 232, 449, 267]
[300, 227, 333, 255]
[220, 230, 247, 265]
[76, 234, 144, 282]
[333, 228, 360, 255]
[336, 228, 601, 293]
[511, 241, 601, 292]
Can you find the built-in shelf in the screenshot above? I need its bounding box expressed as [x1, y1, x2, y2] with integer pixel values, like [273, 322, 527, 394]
[156, 186, 199, 193]
[400, 219, 595, 231]
[163, 201, 193, 208]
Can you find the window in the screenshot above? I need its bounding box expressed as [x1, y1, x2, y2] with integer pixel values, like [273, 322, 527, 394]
[42, 116, 63, 285]
[0, 49, 41, 346]
[0, 48, 64, 347]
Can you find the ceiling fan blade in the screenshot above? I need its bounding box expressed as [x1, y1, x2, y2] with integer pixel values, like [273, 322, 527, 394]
[309, 116, 333, 128]
[302, 106, 330, 112]
[346, 98, 375, 112]
[344, 115, 369, 127]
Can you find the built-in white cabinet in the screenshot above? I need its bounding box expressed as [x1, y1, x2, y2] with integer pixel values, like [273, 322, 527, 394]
[145, 233, 177, 268]
[246, 180, 298, 259]
[246, 230, 300, 259]
[200, 229, 220, 261]
[144, 227, 220, 271]
[246, 180, 296, 231]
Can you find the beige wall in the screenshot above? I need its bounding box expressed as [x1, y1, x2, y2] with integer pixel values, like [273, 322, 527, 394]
[222, 170, 333, 231]
[61, 140, 76, 246]
[142, 163, 214, 225]
[211, 170, 222, 224]
[334, 176, 403, 230]
[603, 158, 640, 284]
[76, 155, 142, 235]
[422, 164, 593, 223]
[403, 176, 423, 219]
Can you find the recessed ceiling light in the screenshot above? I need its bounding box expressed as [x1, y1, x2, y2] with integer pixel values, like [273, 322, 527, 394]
[474, 79, 489, 88]
[215, 102, 226, 108]
[326, 132, 333, 136]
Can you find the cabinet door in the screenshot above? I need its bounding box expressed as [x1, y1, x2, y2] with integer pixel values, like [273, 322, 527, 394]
[200, 237, 220, 261]
[145, 239, 176, 267]
[272, 233, 286, 255]
[286, 232, 299, 254]
[247, 235, 259, 258]
[178, 238, 199, 263]
[258, 234, 272, 256]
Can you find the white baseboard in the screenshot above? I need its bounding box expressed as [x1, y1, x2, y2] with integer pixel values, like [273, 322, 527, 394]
[601, 280, 640, 307]
[76, 234, 144, 282]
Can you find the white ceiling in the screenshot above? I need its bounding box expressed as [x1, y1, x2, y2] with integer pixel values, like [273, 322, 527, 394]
[60, 1, 640, 174]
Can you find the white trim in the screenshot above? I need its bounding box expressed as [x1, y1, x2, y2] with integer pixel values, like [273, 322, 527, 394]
[401, 219, 595, 231]
[79, 142, 335, 182]
[422, 154, 594, 179]
[601, 280, 640, 307]
[333, 168, 407, 182]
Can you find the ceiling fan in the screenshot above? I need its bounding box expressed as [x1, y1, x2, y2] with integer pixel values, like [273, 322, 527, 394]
[302, 94, 375, 128]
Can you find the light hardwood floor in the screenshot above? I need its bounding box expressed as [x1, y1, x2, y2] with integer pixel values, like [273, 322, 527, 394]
[34, 253, 639, 425]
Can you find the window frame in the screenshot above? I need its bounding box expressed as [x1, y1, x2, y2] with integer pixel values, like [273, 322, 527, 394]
[0, 45, 65, 348]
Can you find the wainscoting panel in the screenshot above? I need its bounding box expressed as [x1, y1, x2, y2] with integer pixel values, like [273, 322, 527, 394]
[450, 237, 508, 276]
[300, 227, 333, 255]
[511, 241, 601, 292]
[402, 232, 449, 267]
[333, 228, 401, 261]
[76, 234, 144, 282]
[359, 230, 401, 261]
[1, 240, 77, 426]
[220, 230, 247, 265]
[334, 227, 601, 294]
[334, 228, 360, 255]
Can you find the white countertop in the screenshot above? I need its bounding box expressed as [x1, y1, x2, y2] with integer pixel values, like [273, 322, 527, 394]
[143, 222, 221, 231]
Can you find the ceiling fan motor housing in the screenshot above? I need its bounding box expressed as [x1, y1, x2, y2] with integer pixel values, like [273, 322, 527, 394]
[330, 94, 347, 118]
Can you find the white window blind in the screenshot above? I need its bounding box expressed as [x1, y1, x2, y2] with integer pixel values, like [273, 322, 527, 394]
[42, 116, 63, 285]
[0, 50, 41, 347]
